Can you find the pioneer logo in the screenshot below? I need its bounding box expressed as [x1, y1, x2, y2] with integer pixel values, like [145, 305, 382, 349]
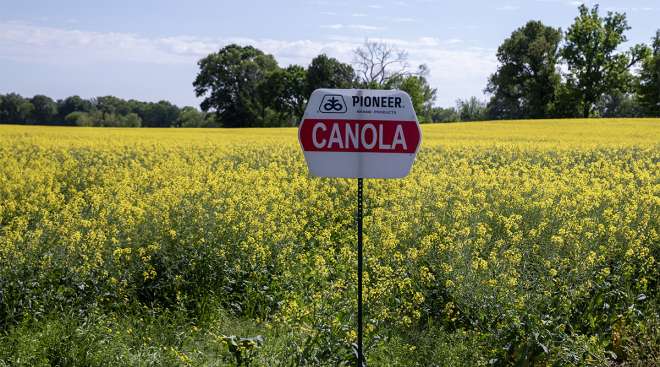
[352, 95, 403, 108]
[318, 95, 347, 113]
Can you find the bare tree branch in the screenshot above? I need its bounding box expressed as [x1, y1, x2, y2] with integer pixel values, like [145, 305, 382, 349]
[352, 40, 410, 87]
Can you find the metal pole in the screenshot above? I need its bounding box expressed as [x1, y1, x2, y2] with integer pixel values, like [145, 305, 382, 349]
[357, 177, 364, 367]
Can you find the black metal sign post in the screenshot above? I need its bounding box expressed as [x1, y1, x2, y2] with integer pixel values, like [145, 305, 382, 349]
[357, 177, 364, 367]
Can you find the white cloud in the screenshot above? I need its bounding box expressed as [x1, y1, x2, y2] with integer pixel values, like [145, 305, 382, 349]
[351, 13, 368, 17]
[534, 0, 591, 7]
[417, 37, 440, 46]
[448, 25, 480, 31]
[0, 21, 497, 106]
[320, 23, 385, 31]
[350, 24, 386, 30]
[0, 21, 198, 65]
[367, 4, 383, 9]
[391, 17, 416, 23]
[605, 6, 655, 12]
[320, 24, 345, 29]
[497, 4, 520, 10]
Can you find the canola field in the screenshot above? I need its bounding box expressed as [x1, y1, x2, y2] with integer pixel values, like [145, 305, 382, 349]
[0, 119, 658, 366]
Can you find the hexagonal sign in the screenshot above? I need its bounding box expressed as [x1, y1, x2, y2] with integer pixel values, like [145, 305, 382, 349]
[299, 89, 422, 178]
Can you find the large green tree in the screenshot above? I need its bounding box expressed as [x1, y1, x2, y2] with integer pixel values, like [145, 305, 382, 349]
[561, 5, 648, 118]
[305, 54, 355, 95]
[486, 21, 562, 119]
[387, 65, 437, 122]
[637, 30, 660, 116]
[193, 44, 278, 127]
[263, 65, 307, 125]
[398, 75, 436, 121]
[30, 95, 58, 123]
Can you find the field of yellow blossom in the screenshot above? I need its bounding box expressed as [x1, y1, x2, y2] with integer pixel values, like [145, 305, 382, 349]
[0, 119, 658, 366]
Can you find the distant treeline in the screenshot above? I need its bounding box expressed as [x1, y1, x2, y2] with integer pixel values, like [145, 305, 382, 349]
[0, 94, 210, 127]
[1, 4, 658, 128]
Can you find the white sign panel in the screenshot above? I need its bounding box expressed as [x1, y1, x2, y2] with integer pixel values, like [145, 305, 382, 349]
[298, 89, 421, 178]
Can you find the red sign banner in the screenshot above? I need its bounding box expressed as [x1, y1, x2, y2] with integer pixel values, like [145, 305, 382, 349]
[299, 119, 420, 154]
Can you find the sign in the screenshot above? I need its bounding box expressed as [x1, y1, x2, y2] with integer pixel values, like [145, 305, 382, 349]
[299, 89, 421, 178]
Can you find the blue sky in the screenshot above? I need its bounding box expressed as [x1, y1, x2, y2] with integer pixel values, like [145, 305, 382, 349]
[1, 0, 658, 108]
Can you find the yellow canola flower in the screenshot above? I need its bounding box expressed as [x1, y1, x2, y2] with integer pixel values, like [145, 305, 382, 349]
[0, 118, 657, 354]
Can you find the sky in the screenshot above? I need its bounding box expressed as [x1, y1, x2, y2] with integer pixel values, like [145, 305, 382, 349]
[0, 0, 658, 108]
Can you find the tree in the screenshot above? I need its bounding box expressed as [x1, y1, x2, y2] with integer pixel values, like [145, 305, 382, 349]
[65, 111, 93, 126]
[79, 110, 141, 127]
[0, 93, 34, 123]
[94, 95, 131, 115]
[552, 82, 581, 118]
[306, 54, 355, 95]
[138, 101, 180, 127]
[637, 30, 660, 116]
[486, 21, 562, 119]
[263, 65, 307, 125]
[428, 107, 459, 123]
[399, 76, 435, 121]
[595, 92, 643, 117]
[457, 97, 487, 122]
[176, 106, 207, 127]
[390, 65, 437, 122]
[0, 93, 186, 127]
[121, 113, 142, 127]
[193, 44, 278, 127]
[30, 95, 58, 123]
[353, 40, 409, 87]
[57, 95, 93, 121]
[561, 5, 649, 118]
